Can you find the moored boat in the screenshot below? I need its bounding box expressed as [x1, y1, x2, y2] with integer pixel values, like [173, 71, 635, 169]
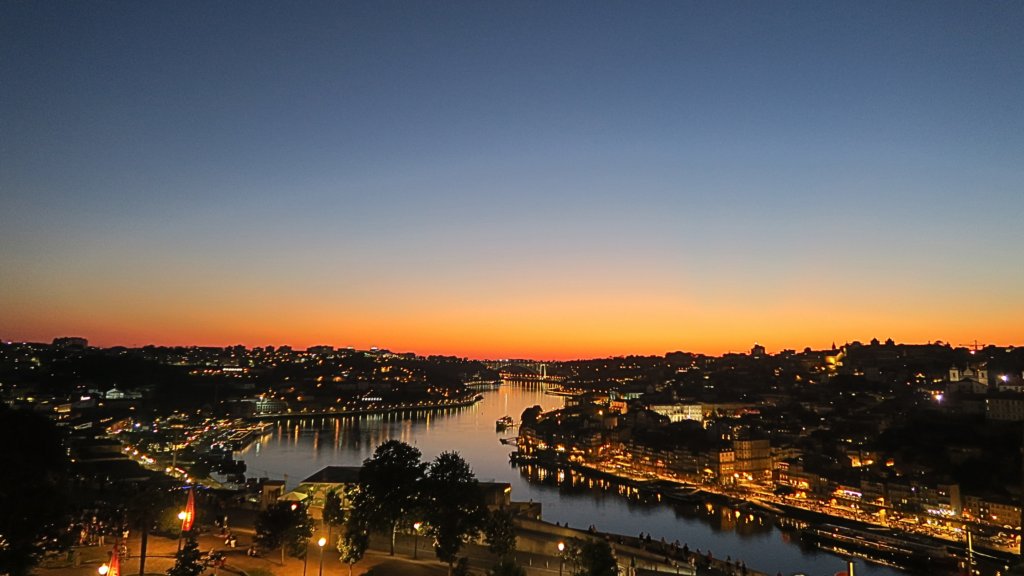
[801, 523, 955, 570]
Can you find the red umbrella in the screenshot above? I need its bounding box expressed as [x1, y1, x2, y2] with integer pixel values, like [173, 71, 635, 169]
[108, 541, 121, 576]
[182, 488, 196, 532]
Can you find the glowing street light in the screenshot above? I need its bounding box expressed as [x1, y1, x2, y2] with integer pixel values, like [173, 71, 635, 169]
[177, 511, 188, 552]
[557, 541, 565, 576]
[98, 564, 110, 575]
[412, 522, 422, 559]
[317, 537, 327, 576]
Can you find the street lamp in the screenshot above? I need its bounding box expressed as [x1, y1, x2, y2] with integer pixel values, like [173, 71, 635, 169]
[98, 564, 109, 575]
[317, 537, 327, 576]
[302, 537, 310, 576]
[557, 541, 565, 576]
[412, 522, 422, 559]
[177, 511, 188, 552]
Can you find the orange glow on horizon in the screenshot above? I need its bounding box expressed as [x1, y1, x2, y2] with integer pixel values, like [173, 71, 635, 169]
[5, 303, 1022, 361]
[3, 263, 1022, 360]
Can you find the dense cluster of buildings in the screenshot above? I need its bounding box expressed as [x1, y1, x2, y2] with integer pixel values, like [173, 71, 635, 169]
[516, 341, 1024, 550]
[4, 336, 1024, 554]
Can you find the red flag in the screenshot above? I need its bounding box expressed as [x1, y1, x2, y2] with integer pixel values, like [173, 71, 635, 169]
[108, 542, 121, 576]
[182, 488, 196, 532]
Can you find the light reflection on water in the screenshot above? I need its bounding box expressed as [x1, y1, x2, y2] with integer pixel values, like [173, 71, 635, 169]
[239, 382, 908, 576]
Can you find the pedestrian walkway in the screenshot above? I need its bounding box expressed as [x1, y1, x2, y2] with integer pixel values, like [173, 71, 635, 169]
[35, 511, 768, 576]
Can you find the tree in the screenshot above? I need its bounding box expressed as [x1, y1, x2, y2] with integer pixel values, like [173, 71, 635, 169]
[489, 557, 527, 576]
[483, 508, 517, 558]
[0, 406, 70, 576]
[157, 506, 190, 535]
[520, 405, 543, 426]
[571, 539, 617, 576]
[335, 518, 369, 576]
[424, 451, 486, 576]
[255, 502, 314, 565]
[121, 477, 176, 576]
[167, 532, 203, 576]
[323, 489, 345, 542]
[353, 440, 426, 555]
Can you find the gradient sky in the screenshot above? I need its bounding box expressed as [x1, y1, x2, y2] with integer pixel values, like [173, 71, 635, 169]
[2, 1, 1023, 359]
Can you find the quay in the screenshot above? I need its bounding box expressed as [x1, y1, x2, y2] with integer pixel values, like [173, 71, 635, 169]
[250, 393, 483, 420]
[34, 509, 772, 576]
[510, 452, 1019, 573]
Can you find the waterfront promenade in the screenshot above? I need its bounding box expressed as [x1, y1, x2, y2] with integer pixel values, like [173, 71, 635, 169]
[34, 511, 767, 576]
[250, 394, 483, 420]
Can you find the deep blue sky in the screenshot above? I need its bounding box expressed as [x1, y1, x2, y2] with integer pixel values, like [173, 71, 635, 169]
[2, 1, 1023, 356]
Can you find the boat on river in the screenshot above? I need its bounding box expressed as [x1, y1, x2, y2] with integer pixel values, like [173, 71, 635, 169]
[801, 523, 955, 570]
[496, 415, 514, 430]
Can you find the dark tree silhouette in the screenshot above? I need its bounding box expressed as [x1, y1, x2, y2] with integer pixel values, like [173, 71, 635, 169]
[424, 451, 486, 576]
[255, 502, 314, 565]
[520, 405, 543, 426]
[483, 508, 517, 558]
[167, 532, 203, 576]
[0, 406, 70, 576]
[121, 478, 176, 576]
[353, 440, 426, 555]
[336, 516, 369, 576]
[322, 489, 345, 542]
[489, 557, 527, 576]
[571, 539, 617, 576]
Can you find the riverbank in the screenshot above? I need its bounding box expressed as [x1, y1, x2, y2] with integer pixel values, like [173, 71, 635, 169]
[511, 516, 770, 576]
[250, 393, 483, 420]
[512, 452, 1019, 573]
[239, 383, 910, 576]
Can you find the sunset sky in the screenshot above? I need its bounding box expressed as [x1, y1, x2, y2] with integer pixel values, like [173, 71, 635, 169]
[2, 2, 1023, 359]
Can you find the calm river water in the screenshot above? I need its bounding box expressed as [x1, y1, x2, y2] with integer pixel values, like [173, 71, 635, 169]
[239, 382, 906, 576]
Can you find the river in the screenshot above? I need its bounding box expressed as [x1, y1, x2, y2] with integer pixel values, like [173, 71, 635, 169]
[238, 382, 909, 576]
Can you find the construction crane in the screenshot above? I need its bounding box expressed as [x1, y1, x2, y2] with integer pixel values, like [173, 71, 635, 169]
[959, 340, 988, 352]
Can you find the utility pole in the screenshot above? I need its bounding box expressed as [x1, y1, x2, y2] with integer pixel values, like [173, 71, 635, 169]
[137, 507, 149, 576]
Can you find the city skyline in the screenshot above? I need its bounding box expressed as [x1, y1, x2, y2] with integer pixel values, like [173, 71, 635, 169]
[3, 2, 1023, 360]
[6, 333, 1016, 362]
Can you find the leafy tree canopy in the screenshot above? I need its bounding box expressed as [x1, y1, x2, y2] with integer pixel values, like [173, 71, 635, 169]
[354, 440, 426, 554]
[167, 532, 204, 576]
[323, 490, 346, 528]
[255, 502, 314, 564]
[571, 539, 617, 576]
[424, 451, 486, 572]
[336, 518, 369, 576]
[483, 508, 517, 558]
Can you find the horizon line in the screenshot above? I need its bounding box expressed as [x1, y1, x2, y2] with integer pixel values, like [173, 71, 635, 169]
[8, 334, 1013, 363]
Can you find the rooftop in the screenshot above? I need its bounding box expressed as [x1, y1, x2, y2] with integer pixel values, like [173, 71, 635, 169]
[301, 465, 362, 484]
